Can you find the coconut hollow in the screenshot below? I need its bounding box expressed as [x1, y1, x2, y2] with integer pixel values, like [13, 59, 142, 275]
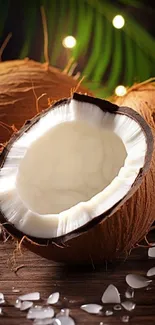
[0, 58, 87, 144]
[0, 92, 154, 264]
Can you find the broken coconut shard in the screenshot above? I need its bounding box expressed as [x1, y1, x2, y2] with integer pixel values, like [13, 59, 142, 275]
[0, 93, 154, 263]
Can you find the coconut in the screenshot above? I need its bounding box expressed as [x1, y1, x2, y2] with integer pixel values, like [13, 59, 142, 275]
[113, 80, 155, 129]
[0, 92, 154, 264]
[0, 59, 87, 145]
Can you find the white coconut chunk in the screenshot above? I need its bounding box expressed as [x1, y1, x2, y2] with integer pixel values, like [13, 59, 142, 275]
[56, 315, 75, 325]
[148, 247, 155, 258]
[125, 287, 134, 299]
[146, 267, 155, 277]
[101, 284, 121, 304]
[15, 299, 22, 309]
[121, 301, 136, 311]
[20, 300, 33, 311]
[56, 309, 70, 317]
[0, 292, 5, 304]
[33, 319, 60, 325]
[27, 306, 54, 319]
[19, 292, 40, 301]
[0, 307, 2, 315]
[121, 315, 130, 323]
[113, 304, 122, 310]
[81, 303, 103, 314]
[0, 293, 4, 301]
[0, 98, 147, 239]
[12, 287, 20, 293]
[126, 274, 152, 289]
[105, 310, 113, 316]
[47, 292, 60, 304]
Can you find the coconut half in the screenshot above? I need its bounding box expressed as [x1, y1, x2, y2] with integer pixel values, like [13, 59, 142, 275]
[0, 93, 154, 263]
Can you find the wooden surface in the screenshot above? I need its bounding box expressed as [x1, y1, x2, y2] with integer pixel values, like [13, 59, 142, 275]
[0, 232, 155, 325]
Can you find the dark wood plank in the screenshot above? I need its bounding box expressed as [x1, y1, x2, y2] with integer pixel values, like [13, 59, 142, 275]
[0, 232, 155, 325]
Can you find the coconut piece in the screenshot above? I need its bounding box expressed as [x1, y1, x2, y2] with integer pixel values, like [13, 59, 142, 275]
[0, 92, 154, 263]
[102, 284, 121, 304]
[113, 304, 122, 310]
[27, 306, 54, 319]
[33, 319, 60, 325]
[47, 292, 60, 304]
[125, 287, 134, 299]
[56, 309, 70, 317]
[148, 247, 155, 258]
[0, 59, 88, 144]
[0, 293, 4, 304]
[20, 301, 33, 311]
[126, 274, 152, 289]
[56, 315, 75, 325]
[105, 310, 113, 316]
[12, 287, 20, 293]
[121, 301, 136, 311]
[0, 293, 4, 300]
[121, 315, 130, 323]
[81, 304, 103, 314]
[146, 266, 155, 277]
[15, 299, 22, 309]
[18, 292, 40, 301]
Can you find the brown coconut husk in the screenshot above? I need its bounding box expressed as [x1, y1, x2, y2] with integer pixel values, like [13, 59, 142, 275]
[0, 92, 155, 264]
[0, 59, 88, 145]
[112, 79, 155, 129]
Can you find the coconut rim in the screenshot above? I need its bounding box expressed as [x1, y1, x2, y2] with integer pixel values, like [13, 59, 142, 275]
[0, 92, 153, 247]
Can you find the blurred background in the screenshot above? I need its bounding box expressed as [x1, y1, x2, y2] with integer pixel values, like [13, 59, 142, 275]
[0, 0, 155, 98]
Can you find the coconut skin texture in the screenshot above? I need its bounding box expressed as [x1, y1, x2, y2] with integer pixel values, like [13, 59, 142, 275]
[0, 92, 154, 264]
[0, 59, 87, 144]
[113, 82, 155, 130]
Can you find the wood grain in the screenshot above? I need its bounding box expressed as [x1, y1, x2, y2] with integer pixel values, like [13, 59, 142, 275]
[0, 232, 155, 325]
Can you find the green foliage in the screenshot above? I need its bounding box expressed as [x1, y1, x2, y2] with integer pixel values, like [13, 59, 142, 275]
[0, 0, 155, 97]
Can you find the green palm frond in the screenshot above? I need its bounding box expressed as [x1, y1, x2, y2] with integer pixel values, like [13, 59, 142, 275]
[19, 4, 37, 59]
[0, 0, 154, 97]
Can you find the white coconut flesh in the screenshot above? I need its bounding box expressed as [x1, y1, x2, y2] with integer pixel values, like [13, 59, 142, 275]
[0, 99, 147, 238]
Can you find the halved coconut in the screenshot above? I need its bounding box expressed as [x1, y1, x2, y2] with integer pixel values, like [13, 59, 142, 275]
[0, 93, 154, 263]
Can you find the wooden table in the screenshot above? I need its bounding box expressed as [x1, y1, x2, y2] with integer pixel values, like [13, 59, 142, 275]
[0, 232, 155, 325]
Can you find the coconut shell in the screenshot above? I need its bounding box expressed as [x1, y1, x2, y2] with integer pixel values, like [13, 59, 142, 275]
[0, 59, 88, 144]
[1, 92, 155, 264]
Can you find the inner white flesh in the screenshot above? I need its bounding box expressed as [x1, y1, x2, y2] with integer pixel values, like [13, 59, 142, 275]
[0, 99, 147, 238]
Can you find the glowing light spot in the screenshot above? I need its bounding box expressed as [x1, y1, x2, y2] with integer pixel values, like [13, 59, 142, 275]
[115, 85, 127, 97]
[112, 15, 125, 29]
[62, 36, 76, 48]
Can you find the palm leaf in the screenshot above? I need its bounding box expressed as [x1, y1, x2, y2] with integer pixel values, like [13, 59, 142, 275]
[50, 0, 67, 65]
[93, 19, 113, 84]
[19, 4, 37, 59]
[0, 0, 154, 97]
[123, 34, 134, 86]
[72, 1, 94, 60]
[83, 11, 103, 79]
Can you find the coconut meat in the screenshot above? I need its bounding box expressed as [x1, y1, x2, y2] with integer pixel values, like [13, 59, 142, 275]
[0, 99, 147, 238]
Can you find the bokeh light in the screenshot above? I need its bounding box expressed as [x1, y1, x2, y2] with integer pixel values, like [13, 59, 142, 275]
[115, 85, 127, 96]
[112, 15, 125, 29]
[62, 36, 76, 48]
